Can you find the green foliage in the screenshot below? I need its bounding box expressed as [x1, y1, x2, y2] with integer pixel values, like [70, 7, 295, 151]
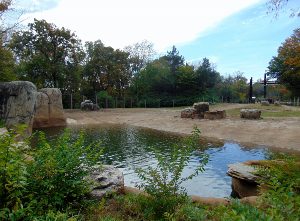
[135, 127, 208, 218]
[256, 154, 300, 220]
[0, 118, 5, 127]
[9, 19, 83, 89]
[26, 130, 102, 212]
[0, 44, 16, 82]
[208, 200, 273, 221]
[268, 28, 300, 96]
[0, 130, 28, 220]
[83, 40, 130, 98]
[0, 128, 102, 220]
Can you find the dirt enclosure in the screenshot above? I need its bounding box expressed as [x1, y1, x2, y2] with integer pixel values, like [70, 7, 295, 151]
[65, 104, 300, 153]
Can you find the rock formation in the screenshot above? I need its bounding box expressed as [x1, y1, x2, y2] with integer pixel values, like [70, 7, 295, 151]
[240, 109, 261, 119]
[88, 165, 124, 200]
[33, 88, 66, 128]
[181, 102, 210, 119]
[0, 81, 37, 136]
[227, 162, 259, 198]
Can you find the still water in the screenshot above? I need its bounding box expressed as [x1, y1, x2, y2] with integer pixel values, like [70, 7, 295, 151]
[38, 124, 269, 198]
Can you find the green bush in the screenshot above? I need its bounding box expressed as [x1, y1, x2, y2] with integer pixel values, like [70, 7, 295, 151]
[0, 128, 102, 220]
[26, 130, 102, 213]
[256, 153, 300, 220]
[135, 127, 208, 218]
[0, 129, 28, 220]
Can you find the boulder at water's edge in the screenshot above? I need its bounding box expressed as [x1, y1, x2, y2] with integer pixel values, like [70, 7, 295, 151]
[87, 165, 124, 200]
[0, 81, 37, 137]
[33, 88, 66, 128]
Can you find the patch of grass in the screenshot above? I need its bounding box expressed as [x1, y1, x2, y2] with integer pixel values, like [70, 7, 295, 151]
[225, 104, 300, 118]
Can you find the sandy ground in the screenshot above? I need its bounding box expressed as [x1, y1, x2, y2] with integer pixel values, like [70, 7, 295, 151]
[65, 104, 300, 153]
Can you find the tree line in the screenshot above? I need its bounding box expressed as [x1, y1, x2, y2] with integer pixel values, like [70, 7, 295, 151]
[1, 3, 299, 107]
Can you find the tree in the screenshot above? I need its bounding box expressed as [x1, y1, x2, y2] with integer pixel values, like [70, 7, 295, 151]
[0, 0, 17, 82]
[176, 64, 197, 94]
[9, 19, 83, 89]
[268, 28, 300, 96]
[83, 40, 130, 98]
[164, 46, 184, 95]
[0, 41, 15, 81]
[124, 40, 155, 75]
[267, 0, 300, 18]
[195, 58, 221, 92]
[217, 72, 248, 102]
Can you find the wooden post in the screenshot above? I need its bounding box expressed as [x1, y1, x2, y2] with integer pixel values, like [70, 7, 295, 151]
[297, 97, 299, 106]
[158, 99, 160, 108]
[172, 100, 175, 108]
[105, 98, 108, 108]
[123, 97, 125, 108]
[144, 100, 146, 108]
[70, 93, 73, 109]
[115, 98, 117, 108]
[264, 73, 267, 99]
[131, 98, 133, 108]
[95, 93, 98, 105]
[294, 97, 296, 106]
[249, 77, 253, 103]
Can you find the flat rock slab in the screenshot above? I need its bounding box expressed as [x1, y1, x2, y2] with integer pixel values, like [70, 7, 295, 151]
[227, 163, 258, 182]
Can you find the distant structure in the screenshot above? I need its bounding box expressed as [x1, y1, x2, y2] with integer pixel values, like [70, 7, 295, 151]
[259, 73, 278, 99]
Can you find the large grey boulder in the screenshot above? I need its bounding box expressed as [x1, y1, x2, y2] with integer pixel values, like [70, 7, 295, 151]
[33, 88, 66, 128]
[81, 100, 100, 111]
[0, 81, 37, 137]
[87, 165, 124, 200]
[240, 109, 261, 119]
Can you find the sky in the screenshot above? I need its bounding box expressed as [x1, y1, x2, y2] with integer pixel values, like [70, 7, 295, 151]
[15, 0, 299, 81]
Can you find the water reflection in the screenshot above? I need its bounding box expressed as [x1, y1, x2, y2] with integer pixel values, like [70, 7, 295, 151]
[35, 125, 269, 198]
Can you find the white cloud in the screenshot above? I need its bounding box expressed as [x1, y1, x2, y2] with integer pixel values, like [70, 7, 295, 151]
[21, 0, 262, 51]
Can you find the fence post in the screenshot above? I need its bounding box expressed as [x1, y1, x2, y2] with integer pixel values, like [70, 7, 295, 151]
[131, 98, 133, 108]
[144, 100, 146, 108]
[294, 97, 296, 106]
[123, 97, 125, 108]
[105, 98, 108, 108]
[172, 100, 175, 108]
[70, 93, 73, 109]
[115, 98, 117, 108]
[297, 97, 299, 106]
[158, 99, 160, 108]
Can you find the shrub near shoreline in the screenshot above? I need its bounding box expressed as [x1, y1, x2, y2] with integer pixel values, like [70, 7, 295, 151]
[0, 128, 102, 220]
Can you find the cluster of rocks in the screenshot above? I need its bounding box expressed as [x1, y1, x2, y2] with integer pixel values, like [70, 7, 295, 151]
[0, 81, 66, 136]
[181, 102, 226, 120]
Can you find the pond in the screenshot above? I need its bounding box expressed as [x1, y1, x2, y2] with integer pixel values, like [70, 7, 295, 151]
[37, 124, 270, 198]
